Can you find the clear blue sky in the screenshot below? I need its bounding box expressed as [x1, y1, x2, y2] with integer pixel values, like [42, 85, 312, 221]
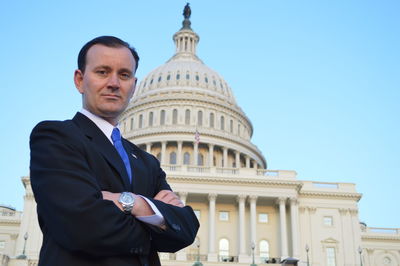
[0, 1, 399, 228]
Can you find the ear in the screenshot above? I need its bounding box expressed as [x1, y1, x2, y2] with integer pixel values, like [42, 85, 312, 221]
[129, 77, 137, 99]
[74, 69, 84, 94]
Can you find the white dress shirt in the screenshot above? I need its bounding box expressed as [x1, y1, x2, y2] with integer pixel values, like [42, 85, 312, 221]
[79, 109, 164, 227]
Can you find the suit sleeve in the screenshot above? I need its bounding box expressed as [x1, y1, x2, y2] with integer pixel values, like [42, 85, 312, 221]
[145, 159, 200, 252]
[30, 121, 151, 257]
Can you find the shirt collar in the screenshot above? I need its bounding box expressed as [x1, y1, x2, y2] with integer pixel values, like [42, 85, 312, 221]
[79, 108, 119, 144]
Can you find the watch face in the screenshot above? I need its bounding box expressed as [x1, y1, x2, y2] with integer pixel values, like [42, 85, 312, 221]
[120, 192, 134, 204]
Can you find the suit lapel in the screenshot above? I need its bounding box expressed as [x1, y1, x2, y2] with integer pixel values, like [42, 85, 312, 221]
[72, 113, 131, 190]
[123, 140, 149, 195]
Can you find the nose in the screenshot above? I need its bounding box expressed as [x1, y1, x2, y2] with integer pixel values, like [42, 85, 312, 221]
[107, 73, 120, 90]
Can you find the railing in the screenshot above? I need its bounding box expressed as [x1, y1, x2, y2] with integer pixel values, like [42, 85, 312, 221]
[188, 166, 210, 173]
[186, 253, 207, 261]
[365, 227, 400, 235]
[216, 167, 238, 174]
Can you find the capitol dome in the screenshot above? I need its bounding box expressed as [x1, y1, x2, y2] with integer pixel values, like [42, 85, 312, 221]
[120, 6, 266, 170]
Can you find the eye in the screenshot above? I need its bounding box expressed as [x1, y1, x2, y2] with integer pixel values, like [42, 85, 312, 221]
[120, 72, 132, 80]
[96, 70, 107, 76]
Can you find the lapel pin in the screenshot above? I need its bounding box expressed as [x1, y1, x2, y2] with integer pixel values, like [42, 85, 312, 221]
[131, 153, 137, 159]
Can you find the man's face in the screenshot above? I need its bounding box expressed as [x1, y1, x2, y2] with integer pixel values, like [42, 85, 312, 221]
[74, 44, 137, 125]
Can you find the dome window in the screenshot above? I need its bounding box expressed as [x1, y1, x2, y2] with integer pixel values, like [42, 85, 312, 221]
[160, 110, 166, 125]
[176, 74, 180, 80]
[205, 77, 208, 83]
[150, 79, 153, 84]
[186, 74, 190, 80]
[213, 80, 216, 86]
[173, 109, 178, 124]
[167, 74, 171, 81]
[195, 75, 199, 81]
[158, 76, 162, 82]
[185, 109, 191, 125]
[210, 113, 215, 128]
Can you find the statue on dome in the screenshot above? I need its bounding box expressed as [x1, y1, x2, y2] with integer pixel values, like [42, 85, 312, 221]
[183, 3, 191, 19]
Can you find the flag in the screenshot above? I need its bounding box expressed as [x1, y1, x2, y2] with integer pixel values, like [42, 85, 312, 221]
[195, 129, 200, 144]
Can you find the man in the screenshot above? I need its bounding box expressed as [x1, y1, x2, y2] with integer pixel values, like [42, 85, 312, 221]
[30, 36, 199, 266]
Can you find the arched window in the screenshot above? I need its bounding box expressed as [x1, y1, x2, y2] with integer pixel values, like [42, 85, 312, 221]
[259, 240, 269, 261]
[197, 111, 203, 126]
[173, 109, 178, 124]
[238, 124, 241, 135]
[185, 109, 190, 125]
[169, 152, 177, 165]
[210, 113, 214, 128]
[219, 238, 229, 262]
[183, 152, 190, 165]
[149, 112, 153, 126]
[220, 116, 225, 130]
[130, 118, 134, 130]
[156, 153, 161, 162]
[230, 120, 233, 133]
[139, 114, 143, 128]
[160, 110, 166, 125]
[197, 153, 204, 166]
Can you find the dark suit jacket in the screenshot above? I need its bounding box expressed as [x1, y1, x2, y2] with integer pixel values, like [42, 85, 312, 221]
[30, 112, 199, 266]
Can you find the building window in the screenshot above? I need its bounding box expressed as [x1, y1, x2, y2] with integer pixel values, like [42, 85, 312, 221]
[183, 152, 190, 165]
[230, 119, 233, 133]
[323, 216, 333, 226]
[176, 73, 180, 80]
[197, 111, 203, 126]
[259, 240, 269, 261]
[0, 241, 5, 249]
[160, 110, 166, 125]
[130, 118, 134, 130]
[220, 116, 225, 130]
[219, 238, 229, 262]
[149, 112, 153, 126]
[139, 114, 143, 128]
[167, 74, 171, 80]
[210, 113, 214, 128]
[173, 109, 178, 124]
[169, 152, 177, 165]
[185, 109, 190, 125]
[194, 210, 201, 219]
[238, 124, 241, 135]
[195, 75, 199, 81]
[259, 213, 269, 223]
[219, 211, 229, 221]
[186, 73, 190, 80]
[198, 154, 204, 166]
[326, 247, 336, 266]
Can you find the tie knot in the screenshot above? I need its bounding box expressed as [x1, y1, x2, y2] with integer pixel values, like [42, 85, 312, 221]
[111, 128, 121, 143]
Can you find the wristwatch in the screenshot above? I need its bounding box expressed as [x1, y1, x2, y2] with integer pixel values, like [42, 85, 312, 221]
[118, 192, 135, 214]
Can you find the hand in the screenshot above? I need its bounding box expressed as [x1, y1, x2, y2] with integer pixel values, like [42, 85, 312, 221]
[102, 191, 155, 216]
[154, 190, 184, 208]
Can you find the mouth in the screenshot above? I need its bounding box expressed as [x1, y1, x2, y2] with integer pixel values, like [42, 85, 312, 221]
[101, 94, 121, 100]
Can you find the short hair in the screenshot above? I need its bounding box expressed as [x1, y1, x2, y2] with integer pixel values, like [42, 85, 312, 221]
[77, 36, 139, 73]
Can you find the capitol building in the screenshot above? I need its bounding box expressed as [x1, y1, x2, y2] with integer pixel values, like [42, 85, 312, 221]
[1, 5, 399, 266]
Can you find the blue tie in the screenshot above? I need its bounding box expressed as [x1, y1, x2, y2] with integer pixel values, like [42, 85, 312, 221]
[111, 128, 132, 183]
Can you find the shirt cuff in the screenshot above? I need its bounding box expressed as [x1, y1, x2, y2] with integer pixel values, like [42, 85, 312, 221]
[136, 196, 165, 227]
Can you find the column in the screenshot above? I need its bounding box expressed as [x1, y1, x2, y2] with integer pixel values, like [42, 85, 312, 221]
[146, 143, 152, 153]
[249, 196, 258, 253]
[290, 197, 300, 258]
[177, 141, 183, 165]
[161, 141, 167, 165]
[208, 144, 214, 167]
[223, 147, 228, 168]
[235, 151, 240, 168]
[237, 194, 247, 262]
[179, 192, 188, 205]
[208, 193, 218, 262]
[194, 142, 199, 166]
[246, 155, 250, 168]
[176, 192, 189, 261]
[277, 197, 288, 259]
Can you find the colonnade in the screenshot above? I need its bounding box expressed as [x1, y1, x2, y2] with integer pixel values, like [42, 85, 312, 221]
[142, 140, 261, 169]
[176, 192, 300, 263]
